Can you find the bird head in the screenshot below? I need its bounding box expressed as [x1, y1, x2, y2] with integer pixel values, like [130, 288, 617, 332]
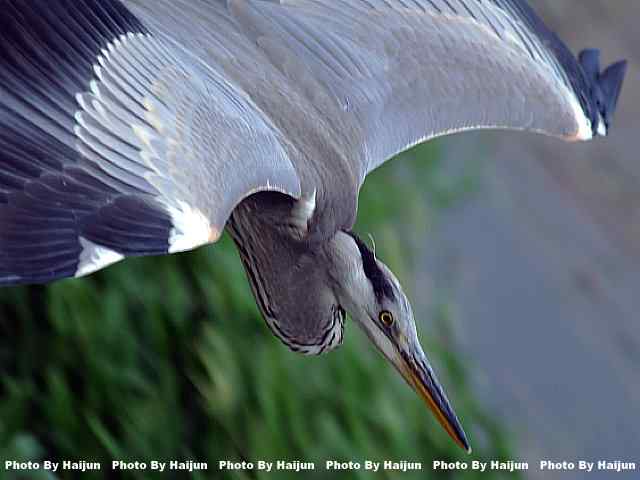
[329, 232, 470, 452]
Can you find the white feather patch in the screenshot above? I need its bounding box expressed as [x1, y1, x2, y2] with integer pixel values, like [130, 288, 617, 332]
[75, 237, 125, 278]
[165, 200, 216, 253]
[289, 189, 316, 233]
[569, 92, 593, 141]
[597, 113, 607, 137]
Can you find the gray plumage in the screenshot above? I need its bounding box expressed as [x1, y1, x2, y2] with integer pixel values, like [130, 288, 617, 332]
[0, 0, 627, 452]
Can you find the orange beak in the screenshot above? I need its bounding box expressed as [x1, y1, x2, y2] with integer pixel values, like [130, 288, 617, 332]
[397, 349, 471, 453]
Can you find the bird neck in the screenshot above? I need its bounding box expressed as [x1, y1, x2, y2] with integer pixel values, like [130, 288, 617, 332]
[325, 231, 373, 319]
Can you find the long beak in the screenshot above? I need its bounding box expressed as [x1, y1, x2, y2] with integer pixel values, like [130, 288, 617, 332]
[396, 346, 471, 453]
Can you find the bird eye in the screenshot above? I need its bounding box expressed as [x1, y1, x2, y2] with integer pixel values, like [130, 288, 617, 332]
[379, 310, 394, 327]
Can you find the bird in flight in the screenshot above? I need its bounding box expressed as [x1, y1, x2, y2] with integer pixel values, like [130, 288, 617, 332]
[0, 0, 626, 452]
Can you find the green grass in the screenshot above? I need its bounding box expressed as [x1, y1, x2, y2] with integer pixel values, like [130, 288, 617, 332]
[0, 142, 518, 479]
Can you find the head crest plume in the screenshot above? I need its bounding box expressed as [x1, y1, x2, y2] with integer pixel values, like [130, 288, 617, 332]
[367, 233, 377, 258]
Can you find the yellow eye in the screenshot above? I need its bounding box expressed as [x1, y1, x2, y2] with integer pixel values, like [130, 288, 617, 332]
[379, 310, 394, 327]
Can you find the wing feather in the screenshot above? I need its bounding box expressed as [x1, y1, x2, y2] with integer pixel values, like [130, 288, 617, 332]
[0, 0, 301, 285]
[229, 0, 625, 176]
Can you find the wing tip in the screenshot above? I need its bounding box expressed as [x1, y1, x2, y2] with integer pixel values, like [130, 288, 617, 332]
[578, 48, 628, 138]
[600, 59, 628, 127]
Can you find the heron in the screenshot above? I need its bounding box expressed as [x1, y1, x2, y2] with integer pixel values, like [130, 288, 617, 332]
[0, 0, 626, 452]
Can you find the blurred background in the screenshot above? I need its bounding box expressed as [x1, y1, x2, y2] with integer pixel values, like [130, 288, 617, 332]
[421, 1, 639, 479]
[0, 1, 636, 479]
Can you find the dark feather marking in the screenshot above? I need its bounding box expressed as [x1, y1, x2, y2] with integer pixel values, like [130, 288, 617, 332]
[0, 0, 171, 285]
[347, 231, 395, 302]
[578, 48, 627, 131]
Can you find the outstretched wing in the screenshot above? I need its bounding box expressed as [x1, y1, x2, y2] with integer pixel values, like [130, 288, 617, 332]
[228, 0, 627, 178]
[0, 0, 301, 285]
